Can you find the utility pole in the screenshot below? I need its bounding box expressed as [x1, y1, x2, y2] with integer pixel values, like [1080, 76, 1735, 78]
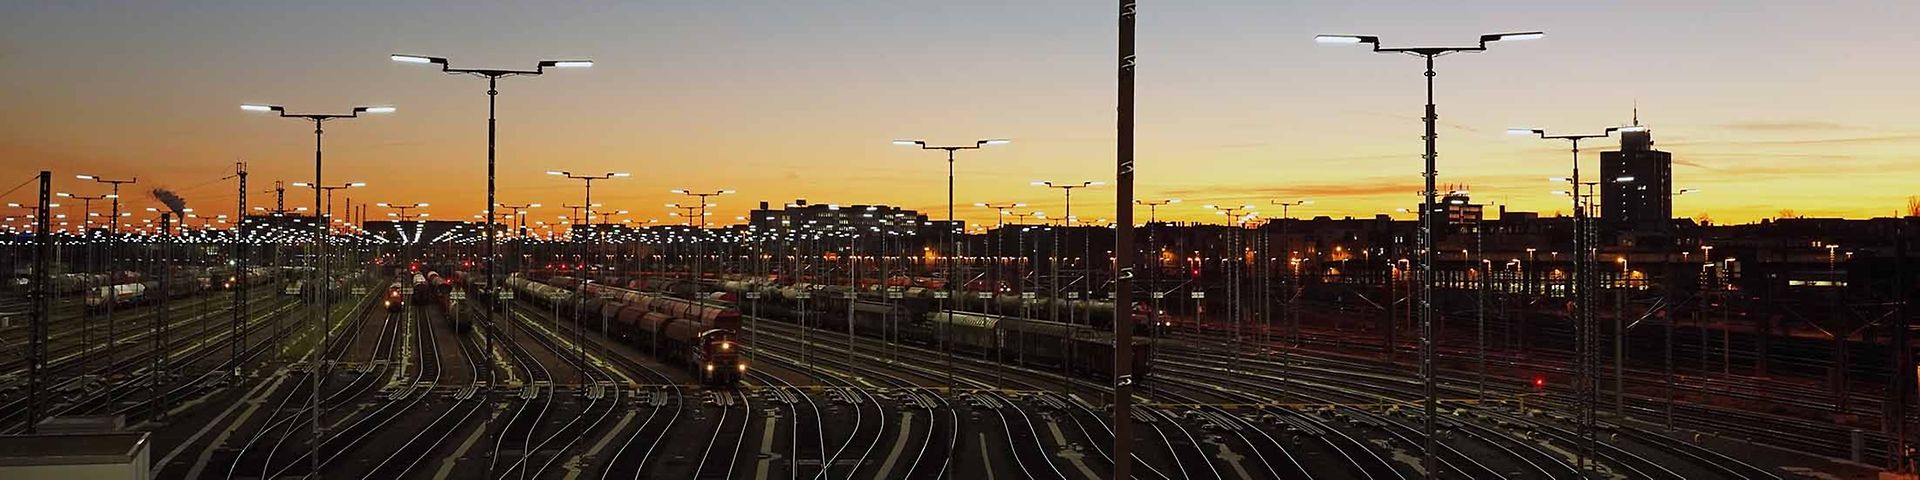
[27, 171, 51, 434]
[1113, 1, 1139, 476]
[233, 162, 248, 372]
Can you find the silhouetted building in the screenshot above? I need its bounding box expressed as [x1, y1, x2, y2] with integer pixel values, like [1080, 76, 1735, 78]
[748, 199, 929, 235]
[1415, 185, 1483, 235]
[1601, 121, 1673, 241]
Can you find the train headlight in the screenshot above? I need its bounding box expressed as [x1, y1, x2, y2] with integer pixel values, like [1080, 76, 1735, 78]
[736, 363, 747, 373]
[704, 363, 715, 373]
[720, 341, 732, 351]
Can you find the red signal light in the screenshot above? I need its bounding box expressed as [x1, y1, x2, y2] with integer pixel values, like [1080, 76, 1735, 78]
[1532, 377, 1546, 389]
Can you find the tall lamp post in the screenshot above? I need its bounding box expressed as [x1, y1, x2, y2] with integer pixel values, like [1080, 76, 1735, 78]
[378, 202, 430, 222]
[1512, 124, 1640, 474]
[893, 138, 1009, 393]
[549, 170, 628, 375]
[1135, 198, 1178, 396]
[976, 202, 1025, 302]
[1034, 180, 1102, 395]
[499, 203, 540, 280]
[292, 182, 366, 233]
[392, 54, 591, 369]
[77, 174, 135, 372]
[1316, 31, 1541, 476]
[1206, 203, 1255, 371]
[56, 191, 110, 370]
[242, 102, 391, 479]
[672, 189, 734, 296]
[1271, 199, 1312, 350]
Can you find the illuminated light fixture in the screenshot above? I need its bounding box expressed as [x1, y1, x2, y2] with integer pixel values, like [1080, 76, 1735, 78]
[1484, 32, 1545, 42]
[1314, 34, 1374, 44]
[240, 104, 279, 112]
[389, 54, 443, 64]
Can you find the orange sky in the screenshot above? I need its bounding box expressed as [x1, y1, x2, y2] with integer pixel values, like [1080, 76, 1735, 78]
[4, 1, 1918, 232]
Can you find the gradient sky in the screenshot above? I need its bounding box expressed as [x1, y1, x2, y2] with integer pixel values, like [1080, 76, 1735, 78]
[4, 1, 1917, 231]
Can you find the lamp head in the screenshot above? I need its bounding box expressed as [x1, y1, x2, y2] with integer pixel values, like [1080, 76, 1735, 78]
[539, 59, 594, 68]
[1315, 34, 1379, 45]
[1482, 31, 1545, 42]
[390, 54, 448, 65]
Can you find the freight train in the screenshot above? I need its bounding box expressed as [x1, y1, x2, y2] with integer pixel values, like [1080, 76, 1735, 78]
[423, 272, 468, 331]
[83, 269, 228, 310]
[505, 274, 742, 386]
[585, 273, 1153, 381]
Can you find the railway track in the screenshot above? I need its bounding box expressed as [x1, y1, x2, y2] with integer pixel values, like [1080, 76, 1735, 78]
[363, 304, 490, 478]
[0, 292, 305, 432]
[1167, 342, 1793, 479]
[225, 295, 392, 479]
[1247, 328, 1900, 465]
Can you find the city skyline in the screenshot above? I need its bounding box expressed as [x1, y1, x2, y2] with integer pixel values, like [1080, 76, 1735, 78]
[5, 1, 1918, 228]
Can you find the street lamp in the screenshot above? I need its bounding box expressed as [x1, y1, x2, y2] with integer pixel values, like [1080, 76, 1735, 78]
[1134, 198, 1178, 397]
[377, 202, 430, 221]
[393, 54, 591, 388]
[975, 200, 1025, 384]
[242, 102, 389, 477]
[78, 173, 135, 374]
[549, 170, 626, 375]
[1513, 124, 1639, 472]
[1034, 180, 1101, 395]
[894, 138, 1008, 392]
[1205, 203, 1257, 372]
[291, 182, 366, 233]
[1270, 199, 1313, 350]
[1319, 31, 1540, 476]
[671, 189, 733, 297]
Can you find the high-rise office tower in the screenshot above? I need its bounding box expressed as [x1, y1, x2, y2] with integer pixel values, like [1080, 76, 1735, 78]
[1601, 113, 1672, 239]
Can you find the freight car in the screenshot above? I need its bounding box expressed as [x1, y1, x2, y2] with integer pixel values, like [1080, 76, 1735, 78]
[83, 272, 207, 310]
[504, 274, 742, 386]
[702, 275, 1153, 382]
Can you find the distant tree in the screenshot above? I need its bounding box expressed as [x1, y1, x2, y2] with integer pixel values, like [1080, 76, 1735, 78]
[1906, 195, 1919, 217]
[1777, 208, 1798, 219]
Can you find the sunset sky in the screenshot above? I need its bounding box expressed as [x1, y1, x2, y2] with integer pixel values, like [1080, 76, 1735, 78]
[4, 1, 1917, 230]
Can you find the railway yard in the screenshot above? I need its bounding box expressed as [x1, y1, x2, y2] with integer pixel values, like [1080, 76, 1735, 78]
[0, 265, 1892, 479]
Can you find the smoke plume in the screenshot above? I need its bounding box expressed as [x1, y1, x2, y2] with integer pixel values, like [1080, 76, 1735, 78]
[150, 188, 187, 215]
